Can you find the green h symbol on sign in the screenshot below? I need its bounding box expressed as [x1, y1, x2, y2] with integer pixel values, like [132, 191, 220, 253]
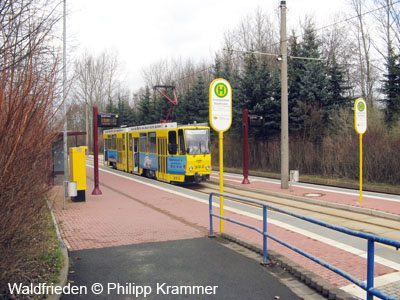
[215, 83, 228, 98]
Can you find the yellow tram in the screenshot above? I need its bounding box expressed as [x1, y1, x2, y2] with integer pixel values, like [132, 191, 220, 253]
[103, 122, 211, 183]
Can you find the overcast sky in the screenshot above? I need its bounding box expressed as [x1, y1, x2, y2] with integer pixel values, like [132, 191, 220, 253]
[67, 0, 350, 90]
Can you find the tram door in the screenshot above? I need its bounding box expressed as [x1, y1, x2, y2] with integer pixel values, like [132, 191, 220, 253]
[157, 137, 167, 180]
[133, 137, 139, 172]
[128, 134, 132, 173]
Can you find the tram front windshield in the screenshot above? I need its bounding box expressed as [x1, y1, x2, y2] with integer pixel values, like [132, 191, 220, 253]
[185, 129, 210, 155]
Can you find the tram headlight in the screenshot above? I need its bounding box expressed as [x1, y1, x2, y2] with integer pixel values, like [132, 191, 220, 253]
[189, 166, 193, 171]
[205, 165, 210, 170]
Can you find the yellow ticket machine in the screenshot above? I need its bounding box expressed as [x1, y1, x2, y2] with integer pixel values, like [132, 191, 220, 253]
[69, 146, 88, 201]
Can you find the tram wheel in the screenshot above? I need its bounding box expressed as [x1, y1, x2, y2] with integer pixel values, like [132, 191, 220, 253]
[146, 169, 155, 179]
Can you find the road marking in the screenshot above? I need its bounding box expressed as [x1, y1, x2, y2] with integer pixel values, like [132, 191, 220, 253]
[90, 165, 400, 288]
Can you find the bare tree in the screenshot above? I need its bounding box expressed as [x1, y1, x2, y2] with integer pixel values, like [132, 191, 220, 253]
[371, 0, 400, 60]
[72, 51, 121, 108]
[0, 0, 62, 72]
[321, 14, 359, 98]
[141, 57, 210, 97]
[71, 51, 122, 151]
[349, 0, 377, 105]
[0, 0, 63, 296]
[224, 7, 279, 54]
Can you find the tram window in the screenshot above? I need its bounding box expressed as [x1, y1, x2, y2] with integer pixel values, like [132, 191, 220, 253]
[140, 133, 147, 152]
[178, 129, 186, 155]
[185, 129, 210, 155]
[149, 132, 156, 153]
[112, 135, 116, 149]
[129, 134, 133, 151]
[168, 131, 177, 155]
[122, 134, 125, 151]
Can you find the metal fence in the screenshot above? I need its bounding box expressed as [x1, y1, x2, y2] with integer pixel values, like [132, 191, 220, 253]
[208, 192, 400, 300]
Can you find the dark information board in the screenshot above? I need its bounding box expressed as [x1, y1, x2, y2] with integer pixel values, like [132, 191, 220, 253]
[248, 115, 263, 127]
[98, 113, 121, 128]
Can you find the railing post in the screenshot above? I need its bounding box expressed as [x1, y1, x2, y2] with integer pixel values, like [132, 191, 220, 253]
[208, 193, 216, 238]
[366, 239, 374, 300]
[261, 205, 270, 265]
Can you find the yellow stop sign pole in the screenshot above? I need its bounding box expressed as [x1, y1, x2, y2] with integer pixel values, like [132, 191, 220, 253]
[209, 78, 232, 233]
[354, 98, 367, 204]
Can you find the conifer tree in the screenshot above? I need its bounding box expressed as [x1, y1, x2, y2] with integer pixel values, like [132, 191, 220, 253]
[262, 70, 281, 137]
[177, 76, 208, 124]
[288, 24, 332, 139]
[381, 50, 400, 127]
[191, 75, 208, 123]
[325, 54, 352, 112]
[241, 52, 260, 110]
[105, 98, 116, 114]
[288, 35, 304, 131]
[213, 55, 223, 79]
[230, 65, 243, 133]
[116, 96, 135, 126]
[137, 86, 153, 125]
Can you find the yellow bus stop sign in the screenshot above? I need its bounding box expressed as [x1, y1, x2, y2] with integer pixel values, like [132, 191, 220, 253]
[354, 98, 367, 203]
[355, 98, 367, 134]
[209, 78, 232, 132]
[209, 78, 232, 233]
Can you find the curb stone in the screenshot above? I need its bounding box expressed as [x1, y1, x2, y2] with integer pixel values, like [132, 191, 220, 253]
[48, 206, 69, 300]
[220, 233, 358, 300]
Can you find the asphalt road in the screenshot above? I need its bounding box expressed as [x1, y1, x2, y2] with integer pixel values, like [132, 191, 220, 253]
[61, 237, 301, 300]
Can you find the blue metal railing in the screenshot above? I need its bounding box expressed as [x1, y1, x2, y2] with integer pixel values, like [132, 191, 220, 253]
[208, 192, 400, 300]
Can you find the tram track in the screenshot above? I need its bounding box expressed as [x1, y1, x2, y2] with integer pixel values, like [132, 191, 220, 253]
[192, 181, 400, 241]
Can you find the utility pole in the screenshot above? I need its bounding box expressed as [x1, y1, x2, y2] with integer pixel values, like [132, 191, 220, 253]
[62, 0, 69, 208]
[92, 106, 102, 195]
[85, 103, 89, 150]
[280, 0, 289, 189]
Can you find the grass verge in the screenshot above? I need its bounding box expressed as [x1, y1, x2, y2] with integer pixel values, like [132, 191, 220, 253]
[2, 202, 64, 300]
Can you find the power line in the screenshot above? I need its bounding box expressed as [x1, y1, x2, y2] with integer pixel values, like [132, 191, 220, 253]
[172, 0, 400, 86]
[281, 0, 400, 45]
[226, 48, 328, 61]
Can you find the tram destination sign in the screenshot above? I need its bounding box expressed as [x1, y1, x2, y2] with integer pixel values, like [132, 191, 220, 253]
[98, 113, 121, 128]
[209, 78, 232, 132]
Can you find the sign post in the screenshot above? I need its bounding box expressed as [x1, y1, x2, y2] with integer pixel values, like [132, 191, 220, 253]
[354, 98, 367, 203]
[242, 109, 250, 184]
[92, 106, 102, 195]
[209, 78, 232, 233]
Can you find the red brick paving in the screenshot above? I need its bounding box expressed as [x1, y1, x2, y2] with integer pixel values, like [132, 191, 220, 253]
[52, 166, 397, 288]
[52, 172, 205, 250]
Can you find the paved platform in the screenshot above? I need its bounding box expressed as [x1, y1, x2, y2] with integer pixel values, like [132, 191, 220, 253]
[51, 165, 400, 299]
[61, 238, 301, 299]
